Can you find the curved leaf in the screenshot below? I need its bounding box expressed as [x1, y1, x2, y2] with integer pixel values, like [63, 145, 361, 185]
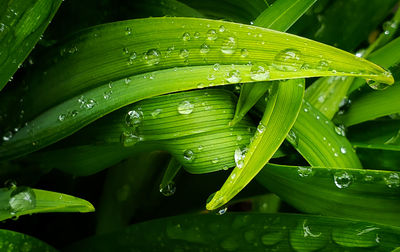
[0, 186, 94, 221]
[206, 79, 304, 210]
[0, 229, 56, 252]
[0, 0, 63, 90]
[66, 213, 400, 251]
[257, 163, 400, 226]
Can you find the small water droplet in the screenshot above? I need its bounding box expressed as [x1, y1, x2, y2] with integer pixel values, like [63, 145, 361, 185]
[340, 147, 347, 154]
[334, 171, 353, 188]
[219, 25, 226, 33]
[194, 32, 200, 39]
[182, 32, 191, 41]
[240, 48, 249, 57]
[2, 131, 13, 141]
[298, 166, 312, 177]
[4, 179, 17, 190]
[57, 114, 66, 122]
[120, 131, 141, 147]
[221, 37, 237, 54]
[183, 149, 195, 162]
[212, 157, 220, 164]
[290, 219, 328, 251]
[177, 101, 194, 114]
[200, 43, 210, 54]
[272, 48, 303, 71]
[213, 63, 220, 71]
[125, 27, 132, 36]
[225, 69, 241, 83]
[366, 79, 390, 90]
[217, 206, 227, 215]
[334, 125, 346, 136]
[160, 182, 176, 196]
[207, 29, 218, 40]
[384, 173, 400, 188]
[234, 147, 247, 168]
[125, 109, 143, 127]
[143, 49, 161, 66]
[250, 63, 270, 81]
[179, 48, 189, 58]
[316, 60, 330, 71]
[287, 130, 298, 147]
[260, 231, 284, 246]
[151, 109, 162, 119]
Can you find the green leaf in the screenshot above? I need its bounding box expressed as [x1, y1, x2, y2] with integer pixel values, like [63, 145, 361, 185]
[66, 213, 400, 251]
[160, 157, 182, 195]
[233, 0, 317, 124]
[338, 84, 400, 127]
[0, 0, 63, 90]
[257, 163, 400, 226]
[206, 79, 304, 210]
[0, 17, 392, 161]
[0, 185, 94, 221]
[0, 229, 57, 252]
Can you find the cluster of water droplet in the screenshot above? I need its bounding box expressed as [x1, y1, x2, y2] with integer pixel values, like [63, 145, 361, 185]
[120, 107, 144, 147]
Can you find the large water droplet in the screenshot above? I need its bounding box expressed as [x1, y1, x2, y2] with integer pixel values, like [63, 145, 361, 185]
[272, 49, 303, 71]
[261, 231, 284, 246]
[384, 173, 400, 188]
[160, 182, 176, 196]
[332, 224, 380, 248]
[225, 69, 241, 83]
[250, 63, 270, 81]
[143, 49, 161, 66]
[120, 131, 141, 147]
[9, 187, 36, 215]
[221, 37, 237, 55]
[334, 171, 353, 188]
[234, 147, 247, 168]
[125, 109, 143, 127]
[290, 219, 328, 251]
[183, 149, 195, 162]
[207, 29, 218, 40]
[366, 79, 390, 90]
[177, 101, 194, 115]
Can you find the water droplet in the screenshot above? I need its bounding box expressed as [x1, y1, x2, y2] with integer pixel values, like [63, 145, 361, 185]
[213, 63, 220, 71]
[219, 25, 226, 33]
[220, 236, 238, 251]
[272, 48, 303, 71]
[207, 29, 218, 40]
[298, 166, 312, 177]
[334, 171, 353, 188]
[250, 63, 270, 81]
[290, 219, 328, 251]
[194, 32, 200, 39]
[160, 182, 176, 196]
[225, 69, 241, 83]
[366, 79, 390, 90]
[182, 32, 191, 41]
[332, 224, 380, 248]
[316, 60, 330, 71]
[217, 206, 227, 215]
[340, 147, 347, 154]
[143, 49, 161, 66]
[240, 48, 249, 57]
[78, 96, 96, 109]
[177, 100, 194, 115]
[125, 27, 132, 36]
[122, 47, 129, 55]
[212, 158, 220, 164]
[9, 187, 36, 215]
[179, 48, 189, 58]
[2, 131, 13, 141]
[103, 90, 112, 100]
[221, 37, 237, 54]
[183, 149, 195, 162]
[151, 109, 162, 119]
[334, 125, 346, 136]
[57, 114, 66, 122]
[120, 131, 141, 147]
[234, 147, 247, 168]
[384, 173, 400, 188]
[125, 109, 143, 127]
[200, 43, 210, 54]
[287, 130, 298, 147]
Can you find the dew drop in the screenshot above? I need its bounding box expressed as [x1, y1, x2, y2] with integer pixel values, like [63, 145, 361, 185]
[125, 27, 132, 36]
[207, 29, 218, 40]
[143, 49, 161, 66]
[250, 63, 270, 81]
[120, 131, 141, 147]
[225, 69, 241, 83]
[334, 171, 353, 188]
[160, 182, 176, 196]
[217, 206, 227, 215]
[151, 109, 162, 119]
[200, 43, 210, 54]
[194, 32, 200, 39]
[234, 147, 247, 168]
[383, 173, 400, 188]
[182, 32, 191, 41]
[183, 149, 195, 162]
[9, 187, 36, 215]
[213, 63, 220, 71]
[212, 158, 220, 164]
[179, 48, 189, 58]
[177, 100, 194, 115]
[57, 114, 66, 122]
[287, 130, 299, 147]
[260, 231, 284, 246]
[290, 219, 328, 251]
[334, 125, 346, 136]
[340, 147, 347, 154]
[332, 224, 380, 248]
[297, 166, 312, 177]
[219, 25, 226, 33]
[221, 37, 237, 54]
[2, 131, 13, 141]
[272, 48, 303, 71]
[125, 109, 143, 127]
[316, 60, 330, 71]
[240, 48, 249, 57]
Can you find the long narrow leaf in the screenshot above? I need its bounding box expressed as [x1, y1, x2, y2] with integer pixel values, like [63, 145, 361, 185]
[0, 229, 56, 252]
[207, 79, 304, 210]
